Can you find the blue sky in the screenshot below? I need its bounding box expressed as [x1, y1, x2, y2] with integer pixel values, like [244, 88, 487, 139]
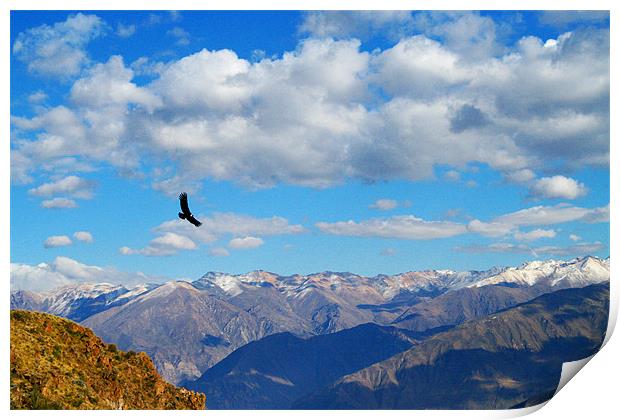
[9, 10, 610, 291]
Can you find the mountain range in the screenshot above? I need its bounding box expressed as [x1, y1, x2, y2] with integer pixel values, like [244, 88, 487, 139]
[183, 323, 420, 409]
[293, 282, 609, 409]
[10, 256, 610, 386]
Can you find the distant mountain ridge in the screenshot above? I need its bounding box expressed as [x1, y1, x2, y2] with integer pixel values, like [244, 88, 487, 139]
[10, 256, 610, 385]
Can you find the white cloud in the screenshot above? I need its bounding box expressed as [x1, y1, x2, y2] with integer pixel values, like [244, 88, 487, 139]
[411, 12, 502, 61]
[122, 212, 301, 256]
[529, 175, 587, 200]
[116, 23, 136, 37]
[316, 215, 467, 240]
[514, 229, 557, 242]
[494, 204, 608, 227]
[167, 27, 190, 46]
[28, 175, 95, 199]
[299, 11, 413, 39]
[11, 24, 609, 194]
[71, 55, 161, 112]
[581, 204, 610, 223]
[538, 11, 609, 28]
[456, 242, 532, 255]
[12, 13, 106, 78]
[380, 247, 397, 256]
[209, 247, 230, 257]
[569, 234, 581, 242]
[41, 198, 77, 209]
[504, 169, 536, 184]
[444, 170, 461, 182]
[369, 199, 398, 211]
[151, 174, 201, 198]
[533, 242, 605, 256]
[457, 241, 605, 256]
[466, 219, 513, 238]
[120, 232, 197, 257]
[73, 231, 93, 243]
[228, 236, 264, 250]
[155, 212, 304, 241]
[373, 36, 470, 98]
[44, 235, 73, 248]
[318, 203, 608, 242]
[10, 256, 169, 292]
[28, 91, 48, 104]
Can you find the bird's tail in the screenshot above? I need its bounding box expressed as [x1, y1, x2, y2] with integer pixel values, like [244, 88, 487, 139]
[178, 212, 186, 220]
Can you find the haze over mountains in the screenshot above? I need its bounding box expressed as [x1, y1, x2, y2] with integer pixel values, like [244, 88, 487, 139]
[11, 256, 610, 390]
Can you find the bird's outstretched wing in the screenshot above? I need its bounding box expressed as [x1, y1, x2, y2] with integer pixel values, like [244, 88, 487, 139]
[179, 192, 191, 215]
[187, 215, 202, 227]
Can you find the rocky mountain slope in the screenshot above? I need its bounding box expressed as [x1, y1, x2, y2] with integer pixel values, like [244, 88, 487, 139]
[184, 323, 419, 409]
[11, 256, 609, 385]
[294, 283, 609, 409]
[81, 281, 269, 385]
[10, 310, 205, 410]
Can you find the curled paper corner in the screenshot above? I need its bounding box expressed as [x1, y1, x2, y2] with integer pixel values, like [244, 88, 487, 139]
[554, 355, 596, 396]
[497, 401, 549, 418]
[602, 279, 618, 348]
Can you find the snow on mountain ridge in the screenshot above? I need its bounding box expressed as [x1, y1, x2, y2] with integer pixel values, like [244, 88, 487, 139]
[471, 256, 609, 288]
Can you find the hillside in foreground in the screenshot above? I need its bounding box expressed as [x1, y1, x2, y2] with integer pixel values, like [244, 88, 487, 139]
[10, 310, 206, 410]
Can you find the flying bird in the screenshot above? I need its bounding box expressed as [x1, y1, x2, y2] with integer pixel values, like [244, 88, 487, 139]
[178, 192, 202, 227]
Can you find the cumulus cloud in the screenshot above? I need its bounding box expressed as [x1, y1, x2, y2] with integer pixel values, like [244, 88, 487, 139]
[73, 231, 93, 243]
[44, 235, 72, 248]
[11, 18, 609, 196]
[569, 234, 581, 242]
[41, 197, 78, 209]
[70, 55, 161, 112]
[120, 232, 197, 257]
[28, 175, 95, 199]
[513, 229, 556, 242]
[10, 256, 169, 292]
[529, 175, 587, 200]
[228, 236, 264, 250]
[369, 199, 398, 211]
[316, 215, 467, 240]
[12, 13, 106, 78]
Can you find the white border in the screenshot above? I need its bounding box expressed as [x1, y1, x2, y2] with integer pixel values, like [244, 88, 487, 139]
[2, 1, 617, 419]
